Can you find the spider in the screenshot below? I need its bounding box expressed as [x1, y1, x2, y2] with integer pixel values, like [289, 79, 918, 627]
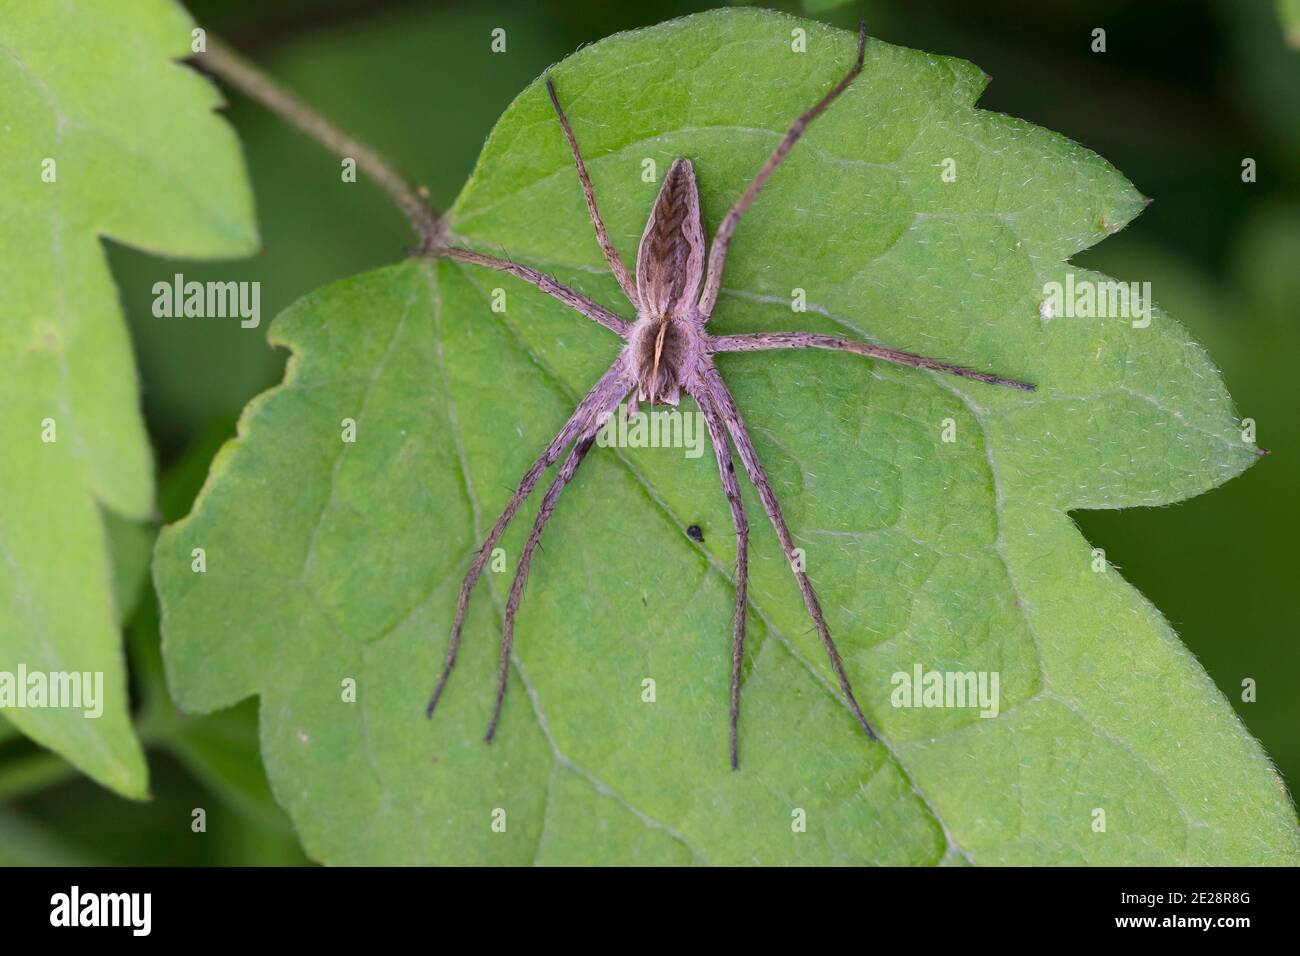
[426, 23, 1033, 769]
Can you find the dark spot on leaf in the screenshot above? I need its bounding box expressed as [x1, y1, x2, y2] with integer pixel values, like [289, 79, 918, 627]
[686, 524, 704, 542]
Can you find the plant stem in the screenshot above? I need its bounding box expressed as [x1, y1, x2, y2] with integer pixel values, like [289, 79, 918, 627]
[192, 37, 443, 251]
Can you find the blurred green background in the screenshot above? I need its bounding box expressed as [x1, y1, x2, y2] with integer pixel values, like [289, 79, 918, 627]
[1, 0, 1295, 864]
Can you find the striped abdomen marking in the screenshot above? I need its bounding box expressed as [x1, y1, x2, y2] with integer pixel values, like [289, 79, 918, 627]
[635, 158, 705, 320]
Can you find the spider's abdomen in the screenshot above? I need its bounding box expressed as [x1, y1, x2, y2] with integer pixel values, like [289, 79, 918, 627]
[635, 159, 705, 321]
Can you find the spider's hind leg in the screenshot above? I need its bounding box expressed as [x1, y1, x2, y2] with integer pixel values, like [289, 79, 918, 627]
[692, 385, 751, 770]
[702, 365, 877, 743]
[486, 433, 597, 742]
[425, 363, 630, 720]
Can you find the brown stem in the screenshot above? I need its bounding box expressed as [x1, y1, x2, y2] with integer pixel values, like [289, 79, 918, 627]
[191, 37, 442, 251]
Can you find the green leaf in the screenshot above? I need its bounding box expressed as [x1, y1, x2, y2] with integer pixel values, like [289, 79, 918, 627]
[133, 587, 300, 838]
[156, 9, 1298, 863]
[0, 0, 257, 796]
[132, 427, 301, 838]
[1075, 205, 1300, 797]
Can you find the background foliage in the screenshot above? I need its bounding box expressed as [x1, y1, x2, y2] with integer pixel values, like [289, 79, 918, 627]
[1, 0, 1296, 864]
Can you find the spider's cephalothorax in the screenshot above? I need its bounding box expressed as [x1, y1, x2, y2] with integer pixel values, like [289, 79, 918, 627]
[431, 24, 1034, 769]
[628, 312, 695, 406]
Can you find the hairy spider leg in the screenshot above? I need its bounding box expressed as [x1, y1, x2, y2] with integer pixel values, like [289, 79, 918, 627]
[708, 332, 1035, 391]
[697, 22, 869, 318]
[486, 432, 602, 742]
[692, 386, 751, 769]
[426, 364, 632, 718]
[702, 364, 877, 741]
[546, 77, 641, 309]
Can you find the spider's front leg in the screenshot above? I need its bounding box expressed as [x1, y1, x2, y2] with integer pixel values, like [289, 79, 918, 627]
[440, 247, 630, 336]
[700, 364, 877, 742]
[697, 22, 868, 319]
[546, 77, 641, 311]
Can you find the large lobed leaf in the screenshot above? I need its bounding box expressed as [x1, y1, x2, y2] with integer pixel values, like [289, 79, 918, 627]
[156, 10, 1297, 863]
[0, 0, 256, 796]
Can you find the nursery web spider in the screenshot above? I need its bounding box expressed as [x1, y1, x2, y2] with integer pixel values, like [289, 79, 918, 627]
[427, 24, 1033, 769]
